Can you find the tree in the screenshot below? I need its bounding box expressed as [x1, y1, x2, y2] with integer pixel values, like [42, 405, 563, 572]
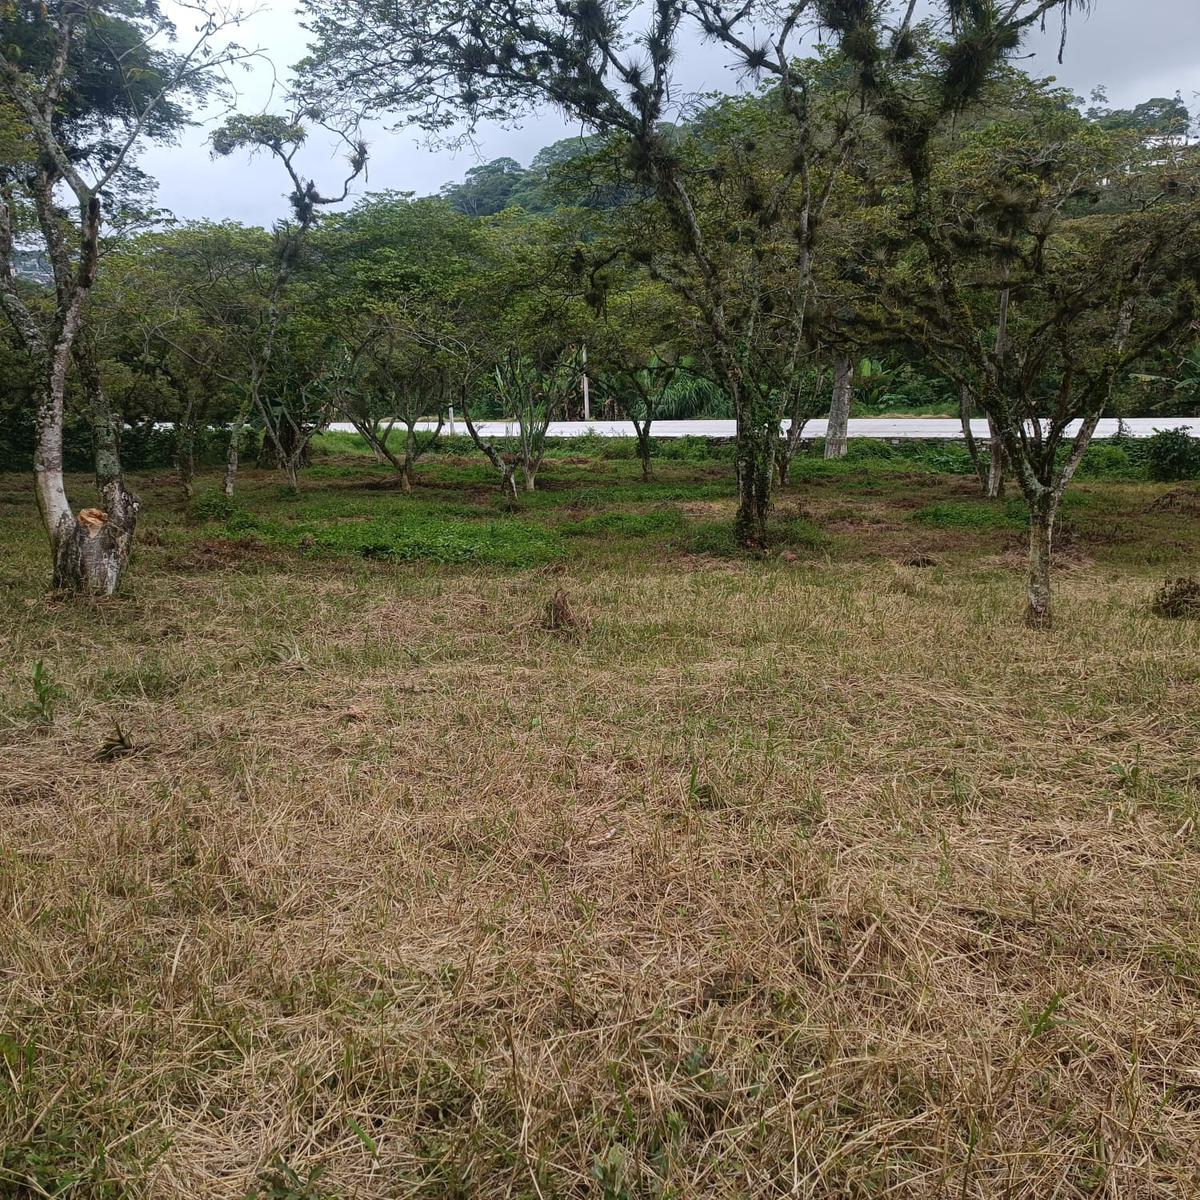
[0, 0, 253, 592]
[336, 310, 450, 490]
[91, 226, 252, 500]
[472, 349, 582, 493]
[857, 64, 1200, 626]
[590, 277, 686, 480]
[297, 0, 884, 548]
[441, 156, 526, 216]
[210, 109, 367, 491]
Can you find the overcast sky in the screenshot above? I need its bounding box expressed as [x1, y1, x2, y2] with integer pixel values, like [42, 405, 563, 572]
[138, 0, 1200, 227]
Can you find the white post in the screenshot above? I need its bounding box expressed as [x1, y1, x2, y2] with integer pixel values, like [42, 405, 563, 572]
[581, 344, 590, 422]
[448, 404, 456, 435]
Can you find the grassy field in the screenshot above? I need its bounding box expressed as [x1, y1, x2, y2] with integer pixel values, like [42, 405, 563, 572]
[2, 443, 1200, 1199]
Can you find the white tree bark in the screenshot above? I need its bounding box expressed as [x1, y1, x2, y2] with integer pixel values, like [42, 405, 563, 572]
[824, 354, 852, 460]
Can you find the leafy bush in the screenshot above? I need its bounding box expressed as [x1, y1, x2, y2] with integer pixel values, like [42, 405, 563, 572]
[686, 519, 739, 556]
[226, 509, 273, 534]
[842, 439, 901, 462]
[773, 515, 830, 548]
[1145, 427, 1200, 482]
[1076, 444, 1139, 480]
[190, 490, 237, 521]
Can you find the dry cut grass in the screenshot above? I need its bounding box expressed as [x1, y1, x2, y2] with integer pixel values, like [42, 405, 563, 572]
[2, 473, 1200, 1199]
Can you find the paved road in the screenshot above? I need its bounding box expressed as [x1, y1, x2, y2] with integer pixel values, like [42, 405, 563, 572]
[328, 416, 1195, 440]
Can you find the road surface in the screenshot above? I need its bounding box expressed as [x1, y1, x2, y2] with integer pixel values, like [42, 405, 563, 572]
[328, 417, 1194, 440]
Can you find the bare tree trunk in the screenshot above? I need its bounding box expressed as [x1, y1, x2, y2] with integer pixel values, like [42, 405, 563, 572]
[176, 418, 195, 501]
[638, 429, 652, 480]
[224, 397, 252, 497]
[987, 287, 1011, 499]
[959, 385, 988, 490]
[1025, 499, 1055, 629]
[48, 329, 141, 595]
[523, 468, 537, 492]
[734, 422, 774, 548]
[824, 354, 852, 460]
[501, 464, 517, 503]
[986, 419, 1006, 499]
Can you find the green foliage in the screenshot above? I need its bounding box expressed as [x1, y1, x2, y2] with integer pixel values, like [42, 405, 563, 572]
[559, 510, 684, 538]
[294, 516, 563, 567]
[686, 519, 741, 557]
[1145, 427, 1200, 482]
[1075, 444, 1139, 480]
[22, 660, 65, 726]
[0, 1119, 123, 1199]
[242, 1159, 334, 1200]
[658, 373, 732, 419]
[190, 491, 238, 521]
[687, 512, 828, 555]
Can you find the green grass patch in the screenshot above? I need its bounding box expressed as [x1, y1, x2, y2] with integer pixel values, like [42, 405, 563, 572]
[912, 500, 1025, 530]
[559, 510, 685, 538]
[291, 516, 563, 567]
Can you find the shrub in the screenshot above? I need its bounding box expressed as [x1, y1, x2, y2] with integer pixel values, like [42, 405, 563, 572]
[686, 520, 739, 557]
[1145, 427, 1200, 482]
[843, 438, 900, 462]
[190, 490, 236, 521]
[1077, 444, 1138, 480]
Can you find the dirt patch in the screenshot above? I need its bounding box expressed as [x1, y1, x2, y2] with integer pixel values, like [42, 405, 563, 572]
[680, 500, 731, 519]
[166, 537, 288, 572]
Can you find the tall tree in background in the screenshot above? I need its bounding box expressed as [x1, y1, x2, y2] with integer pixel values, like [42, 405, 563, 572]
[0, 0, 252, 593]
[296, 0, 857, 547]
[298, 0, 1083, 549]
[210, 110, 366, 492]
[850, 61, 1200, 626]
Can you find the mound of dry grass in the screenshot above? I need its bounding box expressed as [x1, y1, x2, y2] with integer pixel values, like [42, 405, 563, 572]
[2, 468, 1200, 1199]
[1151, 576, 1200, 619]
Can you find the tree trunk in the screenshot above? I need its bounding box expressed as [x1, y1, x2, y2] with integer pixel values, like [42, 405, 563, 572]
[734, 423, 773, 548]
[1025, 500, 1055, 629]
[224, 401, 251, 497]
[260, 423, 309, 475]
[959, 385, 988, 490]
[176, 420, 195, 501]
[523, 469, 536, 493]
[401, 461, 413, 494]
[824, 354, 852, 460]
[501, 465, 518, 502]
[50, 331, 141, 596]
[986, 420, 1006, 499]
[636, 426, 652, 481]
[50, 499, 139, 594]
